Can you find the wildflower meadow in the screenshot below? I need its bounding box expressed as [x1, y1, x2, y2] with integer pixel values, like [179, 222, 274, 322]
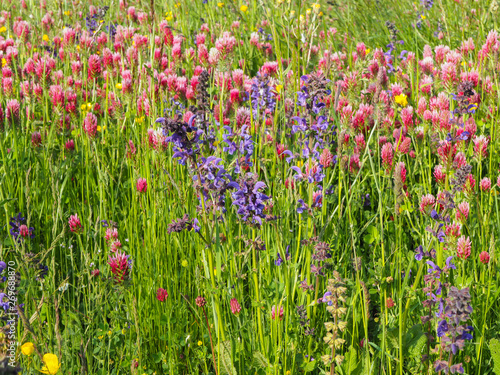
[1, 0, 500, 373]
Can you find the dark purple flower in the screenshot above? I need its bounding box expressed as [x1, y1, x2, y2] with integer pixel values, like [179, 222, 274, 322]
[231, 173, 270, 226]
[437, 319, 448, 337]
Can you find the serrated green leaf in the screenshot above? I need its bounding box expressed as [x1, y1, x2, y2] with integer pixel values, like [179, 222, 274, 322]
[489, 338, 500, 375]
[217, 341, 237, 375]
[252, 351, 268, 369]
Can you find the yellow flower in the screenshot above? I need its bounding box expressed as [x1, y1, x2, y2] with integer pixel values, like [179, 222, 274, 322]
[21, 342, 35, 356]
[136, 116, 145, 124]
[42, 34, 50, 42]
[107, 330, 112, 336]
[41, 353, 61, 374]
[97, 125, 106, 132]
[240, 4, 248, 12]
[98, 335, 104, 340]
[289, 10, 295, 18]
[420, 14, 426, 19]
[116, 83, 122, 90]
[198, 341, 203, 346]
[299, 14, 305, 22]
[1, 58, 6, 67]
[181, 259, 188, 267]
[213, 140, 220, 147]
[306, 8, 312, 15]
[275, 84, 283, 93]
[76, 45, 80, 51]
[86, 103, 92, 110]
[64, 10, 71, 16]
[80, 104, 87, 111]
[217, 2, 224, 7]
[214, 268, 217, 276]
[365, 49, 370, 54]
[319, 11, 323, 16]
[312, 3, 320, 10]
[286, 371, 291, 375]
[99, 20, 104, 23]
[0, 26, 6, 33]
[394, 94, 408, 107]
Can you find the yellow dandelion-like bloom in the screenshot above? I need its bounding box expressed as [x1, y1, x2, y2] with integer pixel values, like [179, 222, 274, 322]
[107, 330, 112, 336]
[0, 26, 7, 33]
[40, 353, 61, 374]
[240, 5, 248, 12]
[42, 34, 50, 42]
[136, 116, 145, 124]
[1, 58, 7, 67]
[306, 8, 311, 15]
[86, 103, 92, 111]
[116, 83, 122, 90]
[181, 259, 188, 267]
[198, 341, 203, 346]
[365, 49, 371, 54]
[394, 94, 408, 107]
[421, 14, 426, 19]
[21, 342, 35, 356]
[275, 84, 283, 93]
[64, 10, 71, 16]
[217, 2, 224, 7]
[312, 3, 320, 10]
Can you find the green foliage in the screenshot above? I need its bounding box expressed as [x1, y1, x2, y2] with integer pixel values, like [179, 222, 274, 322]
[489, 338, 500, 375]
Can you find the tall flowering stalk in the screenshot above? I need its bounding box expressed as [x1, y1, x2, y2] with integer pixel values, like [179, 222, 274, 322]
[322, 271, 347, 374]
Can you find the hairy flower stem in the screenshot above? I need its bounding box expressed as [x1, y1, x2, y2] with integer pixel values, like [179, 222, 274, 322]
[252, 229, 265, 352]
[191, 154, 226, 341]
[330, 301, 338, 375]
[203, 307, 219, 375]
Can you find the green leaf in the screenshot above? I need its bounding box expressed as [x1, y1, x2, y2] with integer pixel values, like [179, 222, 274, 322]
[160, 313, 169, 325]
[217, 341, 237, 375]
[252, 351, 268, 369]
[303, 360, 316, 372]
[344, 346, 360, 374]
[406, 324, 426, 358]
[489, 338, 500, 375]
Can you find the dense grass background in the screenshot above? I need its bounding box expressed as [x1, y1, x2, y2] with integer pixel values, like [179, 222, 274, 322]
[1, 0, 500, 374]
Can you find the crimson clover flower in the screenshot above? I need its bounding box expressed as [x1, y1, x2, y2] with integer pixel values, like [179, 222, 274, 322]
[9, 213, 34, 241]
